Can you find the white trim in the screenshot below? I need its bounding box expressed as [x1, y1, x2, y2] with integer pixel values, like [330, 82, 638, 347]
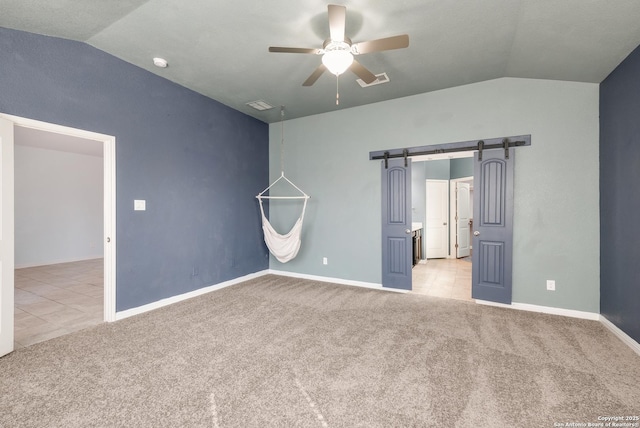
[115, 270, 271, 321]
[103, 135, 116, 322]
[0, 116, 16, 356]
[0, 114, 116, 142]
[0, 113, 117, 323]
[267, 269, 409, 293]
[600, 315, 640, 357]
[475, 299, 600, 320]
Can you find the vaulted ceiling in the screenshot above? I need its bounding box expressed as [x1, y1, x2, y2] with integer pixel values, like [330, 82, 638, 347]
[2, 0, 640, 123]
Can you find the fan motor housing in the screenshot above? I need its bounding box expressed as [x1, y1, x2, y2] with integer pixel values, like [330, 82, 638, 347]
[323, 38, 353, 50]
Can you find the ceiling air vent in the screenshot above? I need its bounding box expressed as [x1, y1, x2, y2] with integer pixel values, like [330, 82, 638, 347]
[356, 72, 389, 88]
[246, 100, 274, 111]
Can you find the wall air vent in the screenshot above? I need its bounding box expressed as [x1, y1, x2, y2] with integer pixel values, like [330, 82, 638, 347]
[356, 72, 390, 88]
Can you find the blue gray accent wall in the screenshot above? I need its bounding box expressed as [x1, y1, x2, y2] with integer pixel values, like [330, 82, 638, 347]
[600, 44, 640, 342]
[0, 28, 269, 311]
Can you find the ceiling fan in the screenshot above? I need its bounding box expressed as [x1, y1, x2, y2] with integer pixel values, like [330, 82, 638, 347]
[269, 4, 409, 93]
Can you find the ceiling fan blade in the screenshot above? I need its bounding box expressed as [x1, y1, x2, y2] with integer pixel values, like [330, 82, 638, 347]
[303, 64, 327, 86]
[269, 47, 321, 54]
[350, 60, 377, 84]
[352, 34, 409, 54]
[328, 4, 346, 42]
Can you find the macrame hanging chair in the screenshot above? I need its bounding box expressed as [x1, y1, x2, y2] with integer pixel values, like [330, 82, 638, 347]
[256, 107, 310, 263]
[257, 173, 309, 263]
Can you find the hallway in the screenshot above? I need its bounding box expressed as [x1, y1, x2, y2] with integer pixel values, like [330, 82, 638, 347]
[412, 258, 472, 301]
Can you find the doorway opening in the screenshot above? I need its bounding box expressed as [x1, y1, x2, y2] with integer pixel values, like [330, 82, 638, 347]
[0, 113, 116, 353]
[375, 135, 524, 304]
[411, 155, 474, 301]
[15, 127, 103, 348]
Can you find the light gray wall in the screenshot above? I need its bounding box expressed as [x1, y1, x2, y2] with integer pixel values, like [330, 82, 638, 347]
[269, 77, 599, 313]
[14, 145, 103, 267]
[450, 157, 474, 179]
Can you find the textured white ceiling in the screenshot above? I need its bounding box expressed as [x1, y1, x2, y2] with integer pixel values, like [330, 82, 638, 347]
[2, 0, 640, 123]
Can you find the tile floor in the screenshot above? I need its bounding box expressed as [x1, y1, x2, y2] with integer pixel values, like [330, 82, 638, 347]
[412, 257, 473, 301]
[14, 258, 103, 349]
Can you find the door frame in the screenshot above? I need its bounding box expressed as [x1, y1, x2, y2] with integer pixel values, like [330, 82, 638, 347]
[0, 116, 15, 356]
[0, 113, 117, 323]
[449, 176, 473, 258]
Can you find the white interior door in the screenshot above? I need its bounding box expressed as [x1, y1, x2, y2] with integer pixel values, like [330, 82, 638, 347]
[425, 180, 448, 259]
[0, 117, 15, 357]
[456, 182, 471, 258]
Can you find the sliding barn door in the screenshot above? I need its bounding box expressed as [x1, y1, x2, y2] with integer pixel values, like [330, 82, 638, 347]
[381, 158, 412, 290]
[0, 117, 15, 357]
[472, 149, 514, 304]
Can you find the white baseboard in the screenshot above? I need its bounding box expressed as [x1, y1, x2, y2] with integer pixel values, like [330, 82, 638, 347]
[115, 269, 405, 322]
[114, 270, 270, 321]
[600, 315, 640, 357]
[267, 269, 408, 293]
[15, 256, 104, 269]
[475, 299, 600, 321]
[112, 269, 640, 357]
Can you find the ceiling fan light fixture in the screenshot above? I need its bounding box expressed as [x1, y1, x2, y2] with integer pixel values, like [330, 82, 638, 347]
[322, 42, 353, 76]
[268, 4, 409, 93]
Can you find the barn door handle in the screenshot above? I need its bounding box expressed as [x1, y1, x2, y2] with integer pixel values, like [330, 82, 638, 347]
[473, 231, 480, 236]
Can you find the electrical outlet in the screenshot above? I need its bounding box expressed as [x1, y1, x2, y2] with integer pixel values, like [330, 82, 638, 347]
[546, 280, 556, 291]
[323, 257, 328, 265]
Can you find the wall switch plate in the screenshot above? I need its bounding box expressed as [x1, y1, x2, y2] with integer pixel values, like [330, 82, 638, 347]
[323, 257, 328, 265]
[134, 200, 146, 211]
[546, 280, 556, 291]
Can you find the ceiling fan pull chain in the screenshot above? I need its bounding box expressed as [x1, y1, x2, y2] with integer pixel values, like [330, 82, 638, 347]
[336, 76, 340, 105]
[280, 106, 285, 174]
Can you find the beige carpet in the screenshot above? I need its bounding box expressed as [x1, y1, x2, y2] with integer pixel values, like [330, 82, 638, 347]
[1, 275, 639, 427]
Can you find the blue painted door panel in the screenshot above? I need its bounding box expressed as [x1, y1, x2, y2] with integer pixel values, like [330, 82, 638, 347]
[381, 158, 412, 290]
[472, 149, 514, 303]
